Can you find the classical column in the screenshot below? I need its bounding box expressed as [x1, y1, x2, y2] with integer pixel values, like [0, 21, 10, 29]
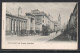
[14, 20, 15, 33]
[11, 19, 12, 33]
[20, 20, 21, 31]
[27, 18, 31, 33]
[12, 19, 15, 35]
[23, 21, 25, 30]
[23, 21, 24, 30]
[9, 18, 11, 35]
[11, 19, 14, 34]
[22, 21, 23, 30]
[9, 18, 12, 34]
[6, 18, 9, 32]
[17, 20, 19, 32]
[32, 19, 35, 33]
[25, 21, 27, 30]
[18, 20, 20, 32]
[24, 21, 26, 30]
[21, 21, 22, 31]
[15, 20, 16, 34]
[16, 20, 18, 34]
[6, 17, 9, 35]
[13, 19, 15, 34]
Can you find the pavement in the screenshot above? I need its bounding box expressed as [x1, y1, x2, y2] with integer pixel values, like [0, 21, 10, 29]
[5, 31, 77, 50]
[6, 31, 61, 42]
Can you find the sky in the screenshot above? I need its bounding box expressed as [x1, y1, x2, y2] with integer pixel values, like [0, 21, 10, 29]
[6, 2, 77, 27]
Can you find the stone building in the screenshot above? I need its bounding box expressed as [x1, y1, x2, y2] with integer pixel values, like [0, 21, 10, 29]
[54, 14, 61, 32]
[6, 12, 27, 35]
[6, 9, 55, 36]
[25, 9, 54, 34]
[66, 3, 78, 40]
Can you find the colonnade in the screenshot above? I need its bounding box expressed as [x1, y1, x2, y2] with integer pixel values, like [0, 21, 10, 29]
[6, 16, 27, 35]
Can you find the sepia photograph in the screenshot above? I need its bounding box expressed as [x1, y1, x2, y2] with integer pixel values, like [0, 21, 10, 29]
[2, 2, 78, 50]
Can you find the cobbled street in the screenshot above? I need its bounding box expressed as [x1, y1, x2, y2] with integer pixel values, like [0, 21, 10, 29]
[6, 31, 61, 42]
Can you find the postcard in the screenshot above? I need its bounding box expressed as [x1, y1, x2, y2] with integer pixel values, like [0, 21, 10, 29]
[2, 2, 78, 50]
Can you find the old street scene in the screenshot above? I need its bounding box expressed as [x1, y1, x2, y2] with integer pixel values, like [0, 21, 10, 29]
[6, 3, 78, 42]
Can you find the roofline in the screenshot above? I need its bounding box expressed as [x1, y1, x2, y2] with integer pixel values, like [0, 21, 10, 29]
[6, 13, 27, 20]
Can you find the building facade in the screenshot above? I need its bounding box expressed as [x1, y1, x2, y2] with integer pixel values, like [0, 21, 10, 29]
[26, 9, 54, 35]
[65, 3, 78, 40]
[6, 13, 27, 35]
[54, 14, 61, 32]
[6, 9, 57, 36]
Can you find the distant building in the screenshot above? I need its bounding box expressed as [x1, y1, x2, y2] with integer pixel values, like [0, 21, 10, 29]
[58, 14, 61, 30]
[54, 14, 61, 31]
